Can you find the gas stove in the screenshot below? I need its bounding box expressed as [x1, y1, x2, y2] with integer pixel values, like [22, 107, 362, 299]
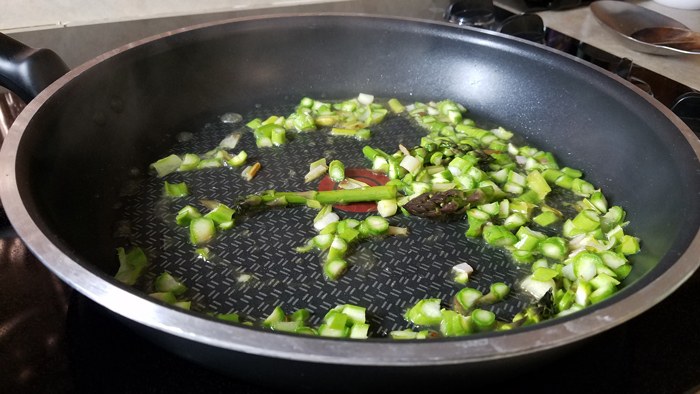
[1, 2, 699, 393]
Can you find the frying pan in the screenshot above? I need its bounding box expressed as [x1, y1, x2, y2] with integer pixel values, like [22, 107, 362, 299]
[1, 14, 699, 391]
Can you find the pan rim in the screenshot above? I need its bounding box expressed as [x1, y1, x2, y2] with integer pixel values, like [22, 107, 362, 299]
[1, 12, 699, 366]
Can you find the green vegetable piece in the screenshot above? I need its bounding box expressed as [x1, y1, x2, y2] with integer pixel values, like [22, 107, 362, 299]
[514, 226, 545, 252]
[509, 200, 535, 217]
[451, 263, 473, 284]
[197, 158, 223, 169]
[319, 311, 355, 337]
[574, 280, 593, 307]
[561, 167, 583, 178]
[589, 190, 608, 213]
[448, 156, 476, 175]
[328, 160, 345, 182]
[526, 170, 551, 201]
[533, 267, 559, 282]
[542, 169, 563, 183]
[290, 308, 311, 323]
[295, 327, 318, 336]
[314, 185, 397, 205]
[331, 127, 371, 140]
[318, 324, 349, 338]
[336, 222, 360, 243]
[440, 309, 472, 336]
[360, 216, 390, 236]
[617, 235, 640, 255]
[195, 247, 210, 260]
[539, 237, 568, 260]
[311, 233, 333, 251]
[246, 118, 262, 130]
[164, 181, 189, 197]
[483, 225, 518, 247]
[491, 126, 513, 140]
[204, 203, 236, 231]
[468, 208, 491, 222]
[178, 153, 201, 171]
[404, 298, 443, 326]
[388, 98, 405, 113]
[292, 112, 316, 131]
[573, 252, 601, 282]
[154, 272, 187, 296]
[465, 216, 486, 238]
[253, 124, 280, 147]
[599, 250, 627, 269]
[503, 213, 528, 231]
[471, 309, 496, 331]
[511, 249, 535, 263]
[149, 291, 177, 304]
[326, 236, 348, 262]
[571, 178, 595, 197]
[349, 323, 370, 339]
[533, 211, 560, 227]
[571, 209, 601, 232]
[614, 263, 633, 280]
[227, 150, 248, 167]
[554, 174, 574, 189]
[590, 273, 620, 303]
[151, 154, 182, 177]
[601, 206, 625, 232]
[299, 97, 314, 108]
[315, 114, 339, 127]
[562, 219, 586, 238]
[174, 301, 192, 310]
[318, 219, 338, 236]
[261, 115, 282, 126]
[216, 313, 240, 323]
[263, 306, 286, 328]
[324, 310, 348, 330]
[176, 205, 202, 227]
[189, 217, 216, 246]
[454, 287, 483, 314]
[337, 304, 367, 325]
[272, 320, 303, 333]
[323, 258, 348, 280]
[390, 329, 419, 340]
[355, 128, 371, 141]
[557, 289, 576, 312]
[478, 282, 510, 305]
[362, 145, 380, 161]
[114, 246, 148, 286]
[377, 199, 398, 218]
[271, 126, 286, 146]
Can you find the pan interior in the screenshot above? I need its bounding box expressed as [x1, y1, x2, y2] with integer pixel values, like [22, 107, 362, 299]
[115, 103, 539, 334]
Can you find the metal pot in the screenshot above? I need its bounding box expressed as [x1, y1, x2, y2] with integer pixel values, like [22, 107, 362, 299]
[0, 14, 698, 391]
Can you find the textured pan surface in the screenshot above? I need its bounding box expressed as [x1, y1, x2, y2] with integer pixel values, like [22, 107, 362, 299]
[118, 104, 532, 334]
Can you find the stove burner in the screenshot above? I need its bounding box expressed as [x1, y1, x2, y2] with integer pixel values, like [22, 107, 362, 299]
[444, 1, 545, 43]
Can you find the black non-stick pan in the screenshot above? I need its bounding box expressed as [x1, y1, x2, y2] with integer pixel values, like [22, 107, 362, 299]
[1, 14, 699, 391]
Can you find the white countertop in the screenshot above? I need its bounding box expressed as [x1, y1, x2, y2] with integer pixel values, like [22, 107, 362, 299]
[0, 0, 350, 32]
[497, 0, 700, 91]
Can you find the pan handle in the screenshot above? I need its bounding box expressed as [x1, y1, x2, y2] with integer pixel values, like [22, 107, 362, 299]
[0, 33, 69, 103]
